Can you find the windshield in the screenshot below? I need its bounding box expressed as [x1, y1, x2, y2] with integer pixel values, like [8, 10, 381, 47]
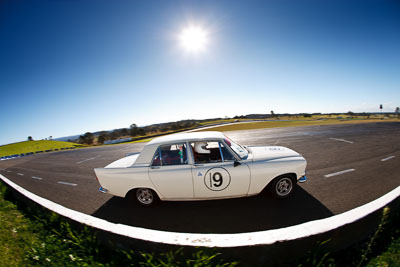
[224, 136, 248, 159]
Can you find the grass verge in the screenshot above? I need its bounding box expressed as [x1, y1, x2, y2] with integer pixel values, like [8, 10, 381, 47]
[198, 118, 400, 133]
[0, 140, 86, 157]
[0, 181, 237, 266]
[297, 205, 400, 266]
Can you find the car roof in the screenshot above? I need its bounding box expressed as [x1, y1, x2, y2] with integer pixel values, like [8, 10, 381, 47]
[134, 131, 227, 165]
[147, 131, 225, 146]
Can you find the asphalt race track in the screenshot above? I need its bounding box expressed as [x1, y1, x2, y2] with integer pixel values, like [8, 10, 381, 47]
[1, 122, 399, 233]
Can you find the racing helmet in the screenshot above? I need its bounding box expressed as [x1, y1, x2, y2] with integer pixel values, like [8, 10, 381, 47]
[194, 142, 210, 154]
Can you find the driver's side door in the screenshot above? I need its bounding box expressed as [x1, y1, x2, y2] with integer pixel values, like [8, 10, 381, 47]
[190, 141, 251, 199]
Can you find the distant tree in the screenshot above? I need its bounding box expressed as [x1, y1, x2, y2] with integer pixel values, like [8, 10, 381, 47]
[85, 132, 94, 144]
[78, 135, 85, 144]
[130, 123, 139, 136]
[395, 107, 400, 114]
[171, 123, 180, 131]
[27, 136, 33, 141]
[109, 130, 119, 140]
[120, 128, 129, 136]
[347, 111, 354, 117]
[303, 114, 312, 118]
[79, 132, 94, 144]
[160, 125, 170, 132]
[97, 131, 108, 144]
[270, 110, 275, 117]
[144, 126, 156, 134]
[138, 128, 145, 136]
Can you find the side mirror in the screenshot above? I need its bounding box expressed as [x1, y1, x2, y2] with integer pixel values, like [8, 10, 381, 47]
[234, 161, 241, 167]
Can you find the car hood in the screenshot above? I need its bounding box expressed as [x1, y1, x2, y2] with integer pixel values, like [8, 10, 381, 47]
[246, 146, 301, 161]
[105, 153, 140, 168]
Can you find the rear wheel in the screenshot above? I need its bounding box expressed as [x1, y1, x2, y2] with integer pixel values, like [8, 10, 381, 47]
[271, 176, 295, 198]
[135, 188, 159, 206]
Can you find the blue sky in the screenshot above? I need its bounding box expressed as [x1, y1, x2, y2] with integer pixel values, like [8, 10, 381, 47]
[1, 0, 399, 145]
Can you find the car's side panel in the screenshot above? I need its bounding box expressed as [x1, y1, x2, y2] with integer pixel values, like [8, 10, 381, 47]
[94, 167, 156, 198]
[247, 156, 307, 195]
[192, 161, 251, 199]
[148, 165, 194, 199]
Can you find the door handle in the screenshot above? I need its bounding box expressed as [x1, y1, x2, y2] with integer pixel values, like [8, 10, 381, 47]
[150, 166, 160, 169]
[193, 164, 204, 167]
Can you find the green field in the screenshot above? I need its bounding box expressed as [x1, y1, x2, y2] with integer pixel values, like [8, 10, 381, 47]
[0, 140, 85, 158]
[197, 118, 400, 133]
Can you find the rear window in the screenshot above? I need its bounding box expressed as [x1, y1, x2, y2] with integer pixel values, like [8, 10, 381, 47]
[151, 143, 188, 166]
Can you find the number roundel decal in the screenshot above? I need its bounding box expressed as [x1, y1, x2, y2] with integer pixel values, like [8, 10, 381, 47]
[204, 168, 231, 191]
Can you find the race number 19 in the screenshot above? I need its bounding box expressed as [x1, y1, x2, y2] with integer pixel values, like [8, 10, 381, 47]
[209, 172, 223, 188]
[204, 168, 231, 191]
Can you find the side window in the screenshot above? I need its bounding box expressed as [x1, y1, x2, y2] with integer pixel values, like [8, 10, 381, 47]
[191, 141, 223, 164]
[151, 143, 188, 166]
[219, 142, 235, 161]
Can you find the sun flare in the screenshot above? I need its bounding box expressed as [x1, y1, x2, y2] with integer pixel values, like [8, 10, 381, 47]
[179, 25, 208, 53]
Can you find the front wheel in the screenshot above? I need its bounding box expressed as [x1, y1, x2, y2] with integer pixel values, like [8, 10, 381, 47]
[271, 176, 294, 198]
[135, 188, 159, 206]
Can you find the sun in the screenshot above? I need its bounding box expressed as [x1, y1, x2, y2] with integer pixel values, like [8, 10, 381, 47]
[179, 25, 209, 53]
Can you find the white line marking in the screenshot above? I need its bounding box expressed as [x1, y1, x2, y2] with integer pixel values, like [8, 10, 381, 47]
[273, 140, 280, 145]
[17, 173, 24, 176]
[32, 176, 43, 180]
[381, 156, 395, 162]
[57, 181, 77, 186]
[7, 170, 11, 173]
[329, 138, 354, 144]
[324, 169, 355, 178]
[76, 155, 100, 164]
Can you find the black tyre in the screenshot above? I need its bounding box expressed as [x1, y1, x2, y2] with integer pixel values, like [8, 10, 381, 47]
[135, 188, 159, 206]
[271, 176, 295, 198]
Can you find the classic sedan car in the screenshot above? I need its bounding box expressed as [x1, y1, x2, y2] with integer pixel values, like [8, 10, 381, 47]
[94, 131, 307, 206]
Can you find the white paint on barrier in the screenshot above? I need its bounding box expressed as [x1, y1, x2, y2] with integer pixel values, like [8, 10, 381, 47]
[381, 156, 395, 162]
[0, 173, 399, 248]
[324, 169, 355, 178]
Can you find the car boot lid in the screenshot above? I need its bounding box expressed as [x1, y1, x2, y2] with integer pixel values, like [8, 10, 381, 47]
[105, 153, 140, 168]
[246, 146, 300, 161]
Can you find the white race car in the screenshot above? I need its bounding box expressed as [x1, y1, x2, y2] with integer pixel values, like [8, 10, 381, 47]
[94, 131, 307, 206]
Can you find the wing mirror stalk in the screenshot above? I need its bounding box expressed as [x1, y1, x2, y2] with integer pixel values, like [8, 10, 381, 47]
[234, 161, 241, 167]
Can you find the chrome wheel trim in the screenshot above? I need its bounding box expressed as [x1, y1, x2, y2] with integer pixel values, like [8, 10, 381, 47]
[136, 188, 154, 205]
[275, 178, 293, 197]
